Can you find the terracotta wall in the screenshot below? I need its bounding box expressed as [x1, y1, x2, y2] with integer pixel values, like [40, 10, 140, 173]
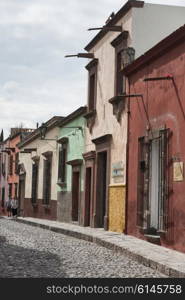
[127, 39, 185, 252]
[7, 135, 20, 199]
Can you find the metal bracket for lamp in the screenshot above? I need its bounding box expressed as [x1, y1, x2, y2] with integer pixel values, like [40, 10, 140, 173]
[20, 148, 37, 154]
[5, 147, 15, 152]
[65, 53, 94, 59]
[88, 25, 122, 32]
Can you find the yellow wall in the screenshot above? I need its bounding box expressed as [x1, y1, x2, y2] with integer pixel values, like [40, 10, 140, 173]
[109, 184, 126, 233]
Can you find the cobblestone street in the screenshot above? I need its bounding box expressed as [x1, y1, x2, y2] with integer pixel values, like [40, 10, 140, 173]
[0, 218, 167, 278]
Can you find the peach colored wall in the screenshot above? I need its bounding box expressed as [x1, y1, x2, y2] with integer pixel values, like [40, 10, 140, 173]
[7, 135, 21, 199]
[85, 10, 133, 185]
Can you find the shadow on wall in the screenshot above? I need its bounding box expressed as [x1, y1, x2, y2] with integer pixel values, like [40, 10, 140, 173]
[0, 235, 66, 278]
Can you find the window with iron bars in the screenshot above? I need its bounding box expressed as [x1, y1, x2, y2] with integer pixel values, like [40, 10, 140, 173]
[31, 162, 39, 204]
[43, 157, 52, 205]
[137, 129, 169, 233]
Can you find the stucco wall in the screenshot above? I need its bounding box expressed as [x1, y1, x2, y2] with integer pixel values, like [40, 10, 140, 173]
[132, 3, 185, 58]
[57, 115, 85, 223]
[85, 2, 185, 233]
[7, 135, 21, 199]
[19, 126, 59, 202]
[85, 2, 185, 165]
[127, 38, 185, 253]
[85, 10, 133, 186]
[58, 116, 85, 193]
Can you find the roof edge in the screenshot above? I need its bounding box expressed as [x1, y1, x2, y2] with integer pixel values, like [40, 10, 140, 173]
[124, 24, 185, 76]
[58, 106, 87, 127]
[18, 116, 63, 149]
[84, 1, 144, 51]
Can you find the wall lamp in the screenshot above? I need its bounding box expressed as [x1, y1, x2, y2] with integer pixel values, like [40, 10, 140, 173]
[39, 123, 83, 140]
[39, 123, 57, 140]
[121, 47, 135, 67]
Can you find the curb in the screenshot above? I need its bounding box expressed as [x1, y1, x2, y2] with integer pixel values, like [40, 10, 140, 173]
[12, 217, 185, 278]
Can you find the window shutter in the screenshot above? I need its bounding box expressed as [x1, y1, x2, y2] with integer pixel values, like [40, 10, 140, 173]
[8, 183, 12, 198]
[43, 160, 47, 204]
[58, 144, 67, 183]
[15, 153, 19, 174]
[61, 147, 66, 183]
[9, 155, 13, 175]
[137, 137, 150, 230]
[116, 51, 125, 95]
[43, 158, 52, 204]
[31, 163, 38, 203]
[89, 73, 96, 111]
[137, 137, 145, 227]
[1, 187, 5, 208]
[158, 129, 169, 232]
[0, 154, 1, 176]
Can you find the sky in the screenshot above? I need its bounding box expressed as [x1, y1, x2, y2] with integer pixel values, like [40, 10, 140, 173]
[0, 0, 185, 138]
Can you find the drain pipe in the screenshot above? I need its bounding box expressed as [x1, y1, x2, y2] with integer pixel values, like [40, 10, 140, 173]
[124, 76, 131, 235]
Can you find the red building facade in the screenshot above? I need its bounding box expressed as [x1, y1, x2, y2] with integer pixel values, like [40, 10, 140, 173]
[124, 25, 185, 253]
[7, 129, 34, 206]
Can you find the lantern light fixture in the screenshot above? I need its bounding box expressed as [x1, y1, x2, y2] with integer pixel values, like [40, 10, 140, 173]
[121, 47, 135, 67]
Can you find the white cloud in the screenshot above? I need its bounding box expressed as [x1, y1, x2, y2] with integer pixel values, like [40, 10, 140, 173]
[0, 0, 185, 138]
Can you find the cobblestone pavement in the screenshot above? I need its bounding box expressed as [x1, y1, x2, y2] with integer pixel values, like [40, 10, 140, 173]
[0, 218, 167, 278]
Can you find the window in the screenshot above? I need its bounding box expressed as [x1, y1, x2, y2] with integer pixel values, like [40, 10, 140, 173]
[137, 137, 148, 228]
[8, 183, 12, 199]
[9, 155, 13, 175]
[2, 162, 5, 177]
[137, 129, 169, 232]
[15, 152, 19, 174]
[111, 32, 128, 96]
[14, 183, 18, 200]
[1, 187, 5, 208]
[0, 153, 1, 176]
[85, 59, 98, 112]
[115, 50, 125, 95]
[158, 129, 169, 232]
[42, 153, 52, 205]
[31, 162, 39, 204]
[58, 142, 68, 184]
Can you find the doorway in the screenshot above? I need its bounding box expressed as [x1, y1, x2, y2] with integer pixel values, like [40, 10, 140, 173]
[72, 171, 80, 222]
[84, 167, 92, 226]
[18, 175, 25, 216]
[96, 151, 107, 228]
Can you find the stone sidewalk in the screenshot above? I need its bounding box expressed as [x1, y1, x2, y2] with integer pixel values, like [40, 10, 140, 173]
[12, 216, 185, 278]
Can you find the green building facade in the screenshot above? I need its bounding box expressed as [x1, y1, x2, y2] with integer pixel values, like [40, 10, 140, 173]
[57, 107, 87, 224]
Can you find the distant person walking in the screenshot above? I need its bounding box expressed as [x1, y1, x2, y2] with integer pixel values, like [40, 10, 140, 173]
[5, 198, 12, 217]
[11, 198, 18, 218]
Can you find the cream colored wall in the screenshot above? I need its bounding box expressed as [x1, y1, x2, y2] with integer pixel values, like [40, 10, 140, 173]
[85, 9, 133, 185]
[19, 127, 59, 201]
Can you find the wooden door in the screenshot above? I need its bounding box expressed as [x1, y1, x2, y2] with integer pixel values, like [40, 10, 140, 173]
[18, 175, 25, 216]
[72, 171, 80, 221]
[96, 151, 107, 228]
